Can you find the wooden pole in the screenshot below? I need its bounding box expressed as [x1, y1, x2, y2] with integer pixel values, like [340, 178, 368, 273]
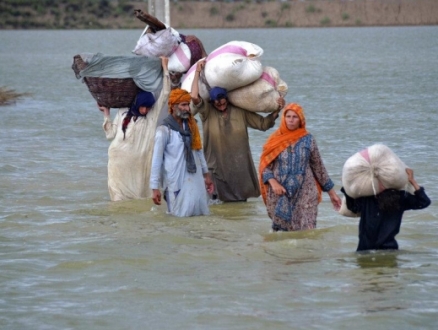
[147, 0, 170, 26]
[165, 0, 170, 27]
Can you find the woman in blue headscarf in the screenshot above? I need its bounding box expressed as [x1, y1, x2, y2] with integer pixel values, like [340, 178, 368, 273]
[98, 57, 170, 201]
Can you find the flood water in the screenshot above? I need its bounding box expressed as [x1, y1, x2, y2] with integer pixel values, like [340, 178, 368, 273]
[1, 27, 437, 329]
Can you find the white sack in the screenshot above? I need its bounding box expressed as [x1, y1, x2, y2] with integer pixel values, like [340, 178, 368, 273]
[168, 42, 192, 73]
[132, 27, 180, 57]
[342, 144, 409, 198]
[181, 61, 210, 100]
[338, 196, 360, 218]
[203, 41, 264, 91]
[227, 66, 288, 113]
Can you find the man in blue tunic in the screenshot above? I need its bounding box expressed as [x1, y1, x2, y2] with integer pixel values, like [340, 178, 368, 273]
[150, 88, 214, 217]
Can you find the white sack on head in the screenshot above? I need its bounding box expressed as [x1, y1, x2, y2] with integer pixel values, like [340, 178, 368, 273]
[342, 144, 408, 198]
[203, 41, 264, 91]
[132, 27, 180, 57]
[227, 66, 288, 113]
[168, 42, 192, 73]
[181, 61, 210, 100]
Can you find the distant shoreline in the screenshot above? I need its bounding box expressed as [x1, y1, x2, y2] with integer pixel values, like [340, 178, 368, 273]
[1, 0, 437, 30]
[170, 0, 438, 29]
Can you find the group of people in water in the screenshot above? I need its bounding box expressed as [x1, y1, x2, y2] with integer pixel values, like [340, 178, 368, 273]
[97, 55, 431, 253]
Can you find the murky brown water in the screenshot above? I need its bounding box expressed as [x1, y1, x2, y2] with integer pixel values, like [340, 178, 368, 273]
[1, 27, 437, 329]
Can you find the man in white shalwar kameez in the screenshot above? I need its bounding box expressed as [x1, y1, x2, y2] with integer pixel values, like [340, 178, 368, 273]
[150, 88, 214, 217]
[99, 57, 170, 201]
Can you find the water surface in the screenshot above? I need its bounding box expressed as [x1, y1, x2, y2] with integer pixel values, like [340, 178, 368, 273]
[1, 27, 437, 329]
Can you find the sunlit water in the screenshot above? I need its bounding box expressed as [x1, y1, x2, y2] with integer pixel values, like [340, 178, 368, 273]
[1, 27, 437, 329]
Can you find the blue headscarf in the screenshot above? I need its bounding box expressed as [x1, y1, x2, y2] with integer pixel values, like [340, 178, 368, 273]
[129, 90, 156, 117]
[121, 90, 156, 139]
[209, 87, 227, 101]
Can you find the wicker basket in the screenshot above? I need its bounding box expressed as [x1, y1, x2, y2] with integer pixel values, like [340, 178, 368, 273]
[72, 55, 139, 108]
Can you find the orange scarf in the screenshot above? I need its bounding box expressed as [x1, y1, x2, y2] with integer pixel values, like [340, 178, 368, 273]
[168, 88, 202, 150]
[259, 103, 322, 204]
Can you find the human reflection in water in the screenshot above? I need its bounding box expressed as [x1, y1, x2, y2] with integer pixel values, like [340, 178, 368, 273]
[353, 251, 407, 313]
[355, 251, 400, 299]
[355, 251, 398, 269]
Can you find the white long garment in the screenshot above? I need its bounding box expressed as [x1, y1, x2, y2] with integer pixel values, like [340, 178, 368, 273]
[103, 72, 170, 201]
[150, 125, 210, 217]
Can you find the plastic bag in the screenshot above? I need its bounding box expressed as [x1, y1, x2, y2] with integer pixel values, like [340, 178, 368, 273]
[132, 27, 180, 57]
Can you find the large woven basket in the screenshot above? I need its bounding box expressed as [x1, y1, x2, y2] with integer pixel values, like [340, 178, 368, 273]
[72, 55, 139, 108]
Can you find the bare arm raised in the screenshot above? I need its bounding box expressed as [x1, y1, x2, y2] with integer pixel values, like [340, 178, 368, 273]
[190, 59, 206, 106]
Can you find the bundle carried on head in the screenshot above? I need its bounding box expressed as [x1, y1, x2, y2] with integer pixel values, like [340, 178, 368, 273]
[181, 41, 287, 113]
[132, 27, 181, 58]
[181, 40, 265, 100]
[72, 53, 163, 108]
[227, 66, 288, 113]
[342, 144, 410, 199]
[132, 9, 208, 74]
[72, 54, 139, 108]
[202, 40, 264, 91]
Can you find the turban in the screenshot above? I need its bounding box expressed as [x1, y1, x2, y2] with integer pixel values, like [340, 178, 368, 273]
[209, 87, 227, 101]
[167, 88, 202, 151]
[168, 88, 192, 109]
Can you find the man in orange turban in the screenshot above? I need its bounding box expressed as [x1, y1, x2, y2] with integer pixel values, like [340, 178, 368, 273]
[150, 88, 214, 217]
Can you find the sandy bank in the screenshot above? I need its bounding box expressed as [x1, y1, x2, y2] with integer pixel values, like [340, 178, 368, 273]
[169, 0, 438, 28]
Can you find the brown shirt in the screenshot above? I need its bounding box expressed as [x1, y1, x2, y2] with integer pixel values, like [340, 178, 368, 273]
[191, 99, 277, 201]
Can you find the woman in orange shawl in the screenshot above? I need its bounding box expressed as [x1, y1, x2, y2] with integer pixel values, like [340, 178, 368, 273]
[259, 103, 341, 231]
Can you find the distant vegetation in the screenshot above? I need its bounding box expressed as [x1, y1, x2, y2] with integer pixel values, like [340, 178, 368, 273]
[0, 0, 146, 29]
[0, 87, 30, 106]
[2, 0, 436, 30]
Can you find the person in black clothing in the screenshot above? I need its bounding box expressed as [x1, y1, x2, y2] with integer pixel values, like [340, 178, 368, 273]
[341, 168, 431, 252]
